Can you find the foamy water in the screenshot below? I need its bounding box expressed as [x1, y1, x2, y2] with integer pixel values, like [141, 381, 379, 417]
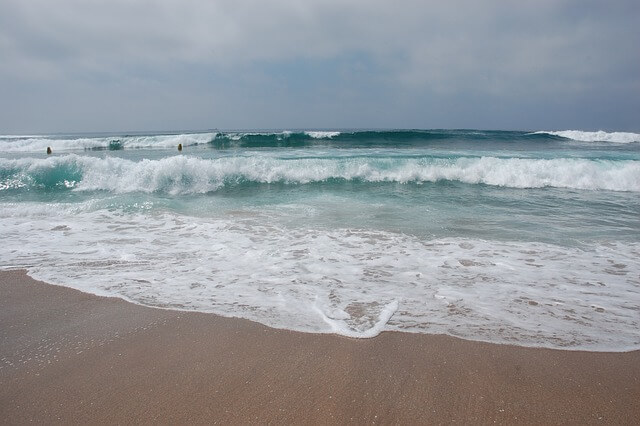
[2, 153, 639, 193]
[0, 133, 216, 152]
[0, 204, 638, 350]
[535, 130, 640, 144]
[1, 129, 639, 351]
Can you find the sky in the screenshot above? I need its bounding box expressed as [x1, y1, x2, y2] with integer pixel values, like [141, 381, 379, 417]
[1, 0, 639, 133]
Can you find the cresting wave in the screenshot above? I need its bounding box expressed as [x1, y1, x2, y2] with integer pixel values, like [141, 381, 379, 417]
[535, 130, 640, 144]
[0, 132, 217, 152]
[2, 154, 639, 193]
[0, 131, 341, 152]
[3, 129, 638, 152]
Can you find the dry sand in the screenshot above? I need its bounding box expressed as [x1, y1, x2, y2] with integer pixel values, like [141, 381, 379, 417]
[1, 269, 639, 424]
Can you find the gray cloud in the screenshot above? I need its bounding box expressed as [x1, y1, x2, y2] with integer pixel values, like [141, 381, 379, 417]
[1, 0, 638, 132]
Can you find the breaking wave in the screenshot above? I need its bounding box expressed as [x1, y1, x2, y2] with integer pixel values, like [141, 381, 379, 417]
[535, 130, 640, 144]
[0, 133, 216, 152]
[7, 129, 638, 152]
[2, 154, 638, 193]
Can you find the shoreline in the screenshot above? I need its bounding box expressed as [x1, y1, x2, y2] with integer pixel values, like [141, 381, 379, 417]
[13, 269, 640, 354]
[2, 269, 639, 424]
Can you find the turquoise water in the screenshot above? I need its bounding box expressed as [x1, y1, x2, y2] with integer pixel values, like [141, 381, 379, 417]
[1, 129, 639, 350]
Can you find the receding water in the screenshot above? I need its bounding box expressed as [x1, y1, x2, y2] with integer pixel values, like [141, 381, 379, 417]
[1, 129, 639, 350]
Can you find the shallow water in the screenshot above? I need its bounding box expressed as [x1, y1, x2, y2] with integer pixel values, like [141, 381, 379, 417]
[1, 129, 639, 350]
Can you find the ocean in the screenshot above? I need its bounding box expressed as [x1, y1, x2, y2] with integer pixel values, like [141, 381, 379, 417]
[1, 129, 639, 351]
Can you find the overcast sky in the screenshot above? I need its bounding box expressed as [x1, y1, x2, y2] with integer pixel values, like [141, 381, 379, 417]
[1, 0, 638, 133]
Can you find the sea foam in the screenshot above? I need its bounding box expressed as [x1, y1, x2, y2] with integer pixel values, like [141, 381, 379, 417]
[536, 130, 640, 144]
[0, 203, 638, 349]
[0, 133, 216, 152]
[305, 131, 341, 139]
[1, 154, 638, 193]
[2, 128, 639, 350]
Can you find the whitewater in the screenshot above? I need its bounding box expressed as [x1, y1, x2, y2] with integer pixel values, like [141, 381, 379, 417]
[1, 129, 639, 351]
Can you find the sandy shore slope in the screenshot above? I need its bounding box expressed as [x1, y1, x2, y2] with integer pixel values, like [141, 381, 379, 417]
[1, 270, 638, 424]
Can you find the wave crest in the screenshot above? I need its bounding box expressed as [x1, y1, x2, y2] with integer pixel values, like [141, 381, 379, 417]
[535, 130, 640, 144]
[5, 129, 638, 152]
[305, 131, 341, 139]
[0, 133, 216, 152]
[2, 154, 638, 193]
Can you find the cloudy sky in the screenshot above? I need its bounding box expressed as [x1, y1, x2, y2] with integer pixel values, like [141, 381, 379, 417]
[1, 0, 638, 133]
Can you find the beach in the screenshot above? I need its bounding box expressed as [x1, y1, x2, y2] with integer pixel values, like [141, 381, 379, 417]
[1, 270, 638, 424]
[3, 0, 639, 423]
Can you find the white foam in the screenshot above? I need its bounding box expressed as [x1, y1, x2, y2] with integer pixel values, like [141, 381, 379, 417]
[0, 133, 216, 152]
[0, 203, 638, 350]
[0, 134, 51, 139]
[315, 300, 399, 338]
[2, 154, 639, 193]
[537, 130, 640, 144]
[305, 131, 341, 139]
[219, 131, 292, 141]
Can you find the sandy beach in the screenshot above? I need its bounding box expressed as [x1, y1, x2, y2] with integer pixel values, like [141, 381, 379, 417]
[1, 269, 638, 424]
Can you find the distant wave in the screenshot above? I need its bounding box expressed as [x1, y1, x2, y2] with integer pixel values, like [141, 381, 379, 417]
[2, 154, 638, 193]
[0, 131, 347, 152]
[0, 133, 216, 152]
[305, 131, 341, 139]
[5, 129, 638, 152]
[0, 129, 592, 152]
[209, 130, 485, 148]
[535, 130, 640, 144]
[0, 134, 52, 139]
[209, 131, 337, 147]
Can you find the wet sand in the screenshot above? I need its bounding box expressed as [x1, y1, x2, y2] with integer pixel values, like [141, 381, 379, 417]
[1, 269, 639, 424]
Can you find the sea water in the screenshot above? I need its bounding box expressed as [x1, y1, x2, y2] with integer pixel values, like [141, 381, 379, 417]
[1, 129, 639, 350]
